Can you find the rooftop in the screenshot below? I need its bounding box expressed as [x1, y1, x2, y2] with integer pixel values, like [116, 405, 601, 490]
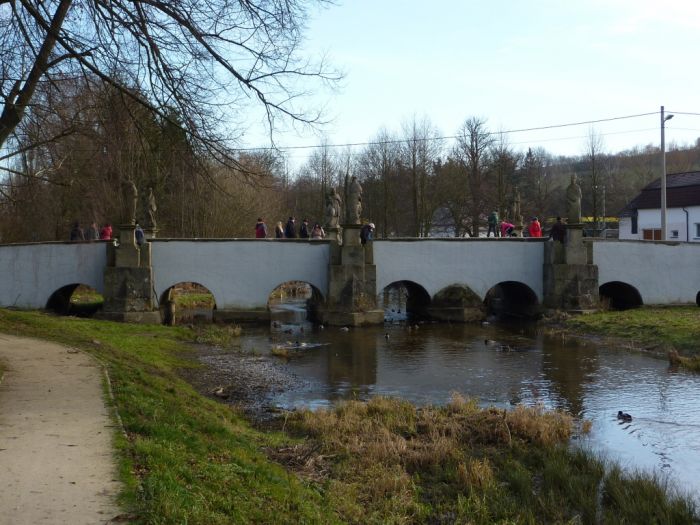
[620, 171, 700, 216]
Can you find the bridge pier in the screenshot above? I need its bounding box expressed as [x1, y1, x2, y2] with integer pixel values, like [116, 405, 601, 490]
[543, 225, 599, 312]
[98, 225, 161, 324]
[320, 224, 384, 326]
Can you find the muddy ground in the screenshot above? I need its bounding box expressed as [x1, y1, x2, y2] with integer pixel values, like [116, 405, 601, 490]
[180, 344, 310, 421]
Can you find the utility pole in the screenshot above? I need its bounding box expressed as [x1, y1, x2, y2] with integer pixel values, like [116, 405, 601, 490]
[660, 106, 674, 241]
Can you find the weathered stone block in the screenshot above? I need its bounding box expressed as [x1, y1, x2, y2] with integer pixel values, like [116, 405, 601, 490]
[102, 266, 155, 313]
[341, 246, 365, 266]
[114, 246, 140, 267]
[543, 263, 599, 311]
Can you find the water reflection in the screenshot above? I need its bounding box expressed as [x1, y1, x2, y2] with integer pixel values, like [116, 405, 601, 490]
[254, 304, 700, 497]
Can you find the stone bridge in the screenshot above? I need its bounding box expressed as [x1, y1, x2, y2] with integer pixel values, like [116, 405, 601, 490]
[1, 237, 698, 323]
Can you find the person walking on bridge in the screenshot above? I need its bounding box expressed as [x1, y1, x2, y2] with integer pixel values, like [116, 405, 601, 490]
[487, 210, 499, 237]
[69, 221, 85, 241]
[528, 217, 542, 238]
[255, 218, 268, 238]
[284, 217, 297, 238]
[500, 220, 514, 238]
[549, 216, 566, 243]
[300, 218, 310, 239]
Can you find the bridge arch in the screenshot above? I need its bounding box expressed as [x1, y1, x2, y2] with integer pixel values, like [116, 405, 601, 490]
[484, 281, 539, 319]
[379, 280, 431, 321]
[267, 281, 325, 323]
[45, 283, 103, 317]
[429, 283, 485, 322]
[159, 281, 218, 325]
[599, 281, 643, 310]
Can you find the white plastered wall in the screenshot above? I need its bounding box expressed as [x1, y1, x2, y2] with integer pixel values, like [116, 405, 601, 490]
[373, 239, 545, 300]
[593, 240, 700, 304]
[150, 240, 330, 309]
[0, 242, 107, 308]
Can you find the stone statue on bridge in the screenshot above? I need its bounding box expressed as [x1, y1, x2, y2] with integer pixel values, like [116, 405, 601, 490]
[511, 189, 523, 227]
[346, 176, 362, 224]
[325, 187, 342, 228]
[146, 187, 157, 230]
[121, 178, 138, 225]
[566, 174, 582, 224]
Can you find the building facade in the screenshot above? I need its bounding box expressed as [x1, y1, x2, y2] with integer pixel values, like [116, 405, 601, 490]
[619, 171, 700, 242]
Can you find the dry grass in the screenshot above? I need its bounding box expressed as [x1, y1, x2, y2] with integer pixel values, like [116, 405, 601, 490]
[192, 324, 241, 346]
[273, 394, 696, 523]
[280, 395, 591, 523]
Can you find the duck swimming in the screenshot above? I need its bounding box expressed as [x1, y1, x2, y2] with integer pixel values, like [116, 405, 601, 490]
[617, 411, 633, 422]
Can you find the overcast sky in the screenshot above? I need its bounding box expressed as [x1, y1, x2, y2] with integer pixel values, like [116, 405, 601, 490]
[243, 0, 700, 165]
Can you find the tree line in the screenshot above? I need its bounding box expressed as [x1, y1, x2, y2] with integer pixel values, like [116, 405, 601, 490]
[2, 77, 700, 243]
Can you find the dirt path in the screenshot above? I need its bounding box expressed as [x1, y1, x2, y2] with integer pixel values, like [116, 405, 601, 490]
[0, 334, 123, 525]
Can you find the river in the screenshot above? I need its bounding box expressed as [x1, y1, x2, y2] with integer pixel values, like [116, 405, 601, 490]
[191, 298, 700, 499]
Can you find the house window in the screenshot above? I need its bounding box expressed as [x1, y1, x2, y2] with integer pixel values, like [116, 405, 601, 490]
[642, 229, 661, 240]
[631, 214, 638, 234]
[695, 223, 700, 239]
[671, 230, 679, 239]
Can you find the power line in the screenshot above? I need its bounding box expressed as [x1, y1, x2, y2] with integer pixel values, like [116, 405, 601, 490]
[233, 111, 660, 152]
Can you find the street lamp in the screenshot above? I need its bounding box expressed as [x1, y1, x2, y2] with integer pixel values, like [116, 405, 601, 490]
[660, 105, 674, 240]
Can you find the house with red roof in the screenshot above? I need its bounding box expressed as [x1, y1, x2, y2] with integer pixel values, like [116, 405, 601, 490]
[619, 171, 700, 242]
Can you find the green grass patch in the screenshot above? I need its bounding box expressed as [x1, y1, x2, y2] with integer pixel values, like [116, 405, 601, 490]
[71, 285, 104, 305]
[193, 324, 242, 346]
[0, 309, 334, 524]
[0, 309, 697, 524]
[566, 306, 700, 371]
[173, 292, 216, 309]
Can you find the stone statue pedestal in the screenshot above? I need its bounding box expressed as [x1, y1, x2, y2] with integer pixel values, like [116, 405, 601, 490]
[98, 225, 160, 324]
[320, 223, 383, 326]
[543, 223, 599, 312]
[144, 228, 158, 240]
[324, 226, 341, 244]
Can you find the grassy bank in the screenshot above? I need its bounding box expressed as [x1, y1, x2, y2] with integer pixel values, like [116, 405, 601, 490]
[0, 309, 697, 524]
[565, 306, 700, 371]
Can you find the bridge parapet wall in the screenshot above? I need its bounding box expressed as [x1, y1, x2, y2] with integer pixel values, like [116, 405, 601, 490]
[150, 239, 331, 310]
[592, 240, 700, 305]
[0, 242, 107, 309]
[373, 239, 546, 301]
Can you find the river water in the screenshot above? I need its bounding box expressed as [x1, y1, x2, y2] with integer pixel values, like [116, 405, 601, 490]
[201, 299, 700, 498]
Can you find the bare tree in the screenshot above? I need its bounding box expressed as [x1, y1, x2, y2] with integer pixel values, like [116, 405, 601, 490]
[490, 134, 518, 220]
[0, 0, 337, 163]
[454, 117, 494, 236]
[584, 128, 606, 227]
[357, 128, 400, 237]
[400, 116, 442, 237]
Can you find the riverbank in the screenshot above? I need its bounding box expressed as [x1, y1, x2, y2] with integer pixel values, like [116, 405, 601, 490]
[561, 306, 700, 371]
[0, 309, 696, 524]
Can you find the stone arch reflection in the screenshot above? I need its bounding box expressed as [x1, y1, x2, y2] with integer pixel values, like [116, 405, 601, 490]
[378, 280, 431, 322]
[268, 281, 324, 324]
[429, 283, 485, 322]
[159, 282, 217, 325]
[484, 281, 539, 319]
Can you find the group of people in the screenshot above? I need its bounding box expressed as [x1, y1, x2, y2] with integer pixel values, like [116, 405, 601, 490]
[255, 217, 376, 244]
[487, 211, 567, 242]
[256, 217, 326, 240]
[69, 221, 113, 242]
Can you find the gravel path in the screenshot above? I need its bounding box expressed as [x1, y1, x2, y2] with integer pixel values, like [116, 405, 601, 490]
[0, 334, 123, 525]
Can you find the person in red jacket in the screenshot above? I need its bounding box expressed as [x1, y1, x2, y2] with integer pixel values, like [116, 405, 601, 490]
[99, 223, 112, 240]
[528, 217, 542, 238]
